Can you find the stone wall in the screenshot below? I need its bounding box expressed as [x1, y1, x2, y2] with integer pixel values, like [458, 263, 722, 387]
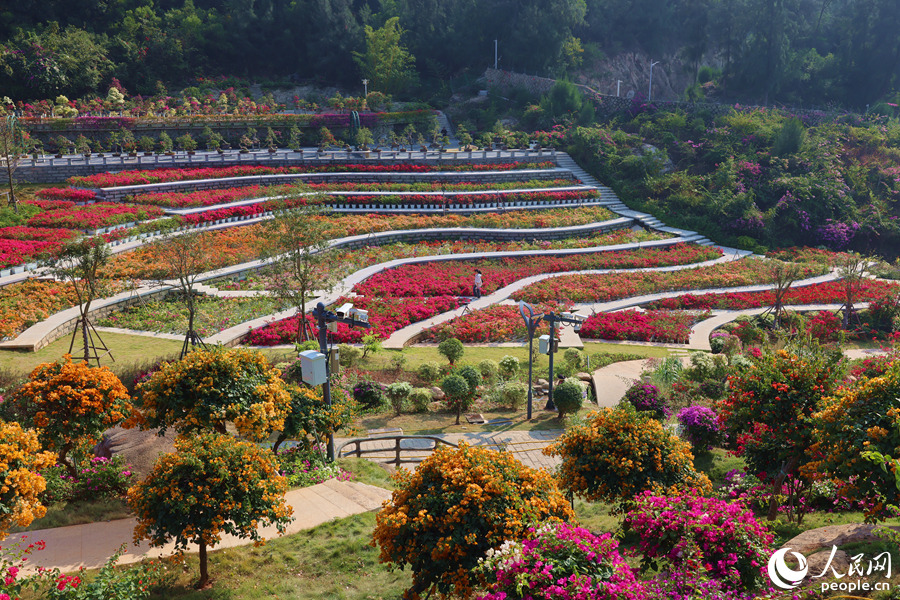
[5, 149, 558, 184]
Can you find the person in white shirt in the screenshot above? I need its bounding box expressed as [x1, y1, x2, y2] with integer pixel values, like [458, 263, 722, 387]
[473, 269, 483, 298]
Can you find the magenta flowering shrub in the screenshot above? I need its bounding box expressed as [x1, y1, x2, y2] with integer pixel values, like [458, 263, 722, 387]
[476, 521, 647, 600]
[677, 405, 723, 451]
[0, 226, 78, 268]
[580, 309, 702, 343]
[41, 455, 134, 504]
[27, 203, 165, 230]
[622, 382, 670, 419]
[626, 490, 774, 591]
[34, 187, 99, 202]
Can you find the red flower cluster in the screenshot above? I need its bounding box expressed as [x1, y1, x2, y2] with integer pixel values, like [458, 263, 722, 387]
[646, 279, 898, 310]
[246, 295, 460, 345]
[68, 162, 556, 188]
[354, 244, 723, 297]
[580, 309, 706, 343]
[34, 187, 99, 202]
[0, 226, 77, 267]
[22, 199, 76, 211]
[27, 203, 165, 230]
[423, 303, 561, 342]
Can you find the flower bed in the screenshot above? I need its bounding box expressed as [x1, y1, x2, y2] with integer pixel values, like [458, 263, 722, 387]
[213, 230, 667, 291]
[22, 199, 76, 211]
[34, 188, 99, 202]
[0, 279, 90, 339]
[69, 161, 557, 188]
[354, 244, 723, 297]
[0, 226, 78, 268]
[422, 303, 564, 343]
[103, 207, 619, 279]
[579, 309, 706, 343]
[513, 258, 827, 304]
[130, 179, 581, 208]
[645, 279, 899, 310]
[26, 203, 165, 230]
[96, 295, 290, 337]
[246, 295, 461, 344]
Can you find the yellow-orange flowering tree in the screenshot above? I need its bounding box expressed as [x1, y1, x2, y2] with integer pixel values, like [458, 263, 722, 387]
[127, 432, 292, 588]
[807, 359, 900, 520]
[130, 348, 290, 441]
[273, 385, 354, 453]
[545, 404, 711, 504]
[372, 442, 574, 599]
[0, 420, 55, 537]
[14, 355, 131, 475]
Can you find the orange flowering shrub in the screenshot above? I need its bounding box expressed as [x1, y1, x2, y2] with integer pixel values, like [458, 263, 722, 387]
[15, 355, 132, 472]
[130, 348, 290, 441]
[807, 359, 900, 520]
[127, 432, 292, 588]
[372, 442, 574, 599]
[544, 404, 710, 504]
[0, 420, 55, 537]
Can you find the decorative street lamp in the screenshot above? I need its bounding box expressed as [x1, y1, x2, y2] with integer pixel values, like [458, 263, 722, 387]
[519, 301, 544, 420]
[649, 60, 661, 102]
[362, 79, 369, 97]
[616, 80, 622, 97]
[541, 311, 588, 410]
[311, 301, 370, 460]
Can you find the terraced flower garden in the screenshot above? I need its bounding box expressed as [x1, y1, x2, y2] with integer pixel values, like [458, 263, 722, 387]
[0, 152, 876, 356]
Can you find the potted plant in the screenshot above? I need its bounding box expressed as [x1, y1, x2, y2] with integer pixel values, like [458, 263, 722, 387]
[75, 134, 91, 157]
[288, 125, 302, 152]
[158, 131, 174, 155]
[176, 133, 198, 154]
[138, 135, 155, 155]
[120, 128, 137, 156]
[264, 127, 280, 153]
[355, 127, 374, 153]
[107, 131, 121, 156]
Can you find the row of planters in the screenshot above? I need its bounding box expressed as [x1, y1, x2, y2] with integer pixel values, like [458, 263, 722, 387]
[126, 178, 582, 209]
[67, 161, 558, 188]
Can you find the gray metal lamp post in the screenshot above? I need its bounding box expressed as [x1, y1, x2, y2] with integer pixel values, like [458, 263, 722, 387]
[363, 79, 369, 97]
[313, 302, 370, 461]
[518, 301, 544, 420]
[649, 60, 660, 101]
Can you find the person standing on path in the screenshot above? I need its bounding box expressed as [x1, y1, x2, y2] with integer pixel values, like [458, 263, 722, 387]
[473, 269, 483, 298]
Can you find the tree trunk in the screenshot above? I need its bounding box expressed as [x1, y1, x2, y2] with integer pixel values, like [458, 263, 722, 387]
[767, 458, 798, 520]
[81, 317, 91, 363]
[272, 434, 286, 454]
[455, 408, 461, 425]
[59, 444, 76, 478]
[196, 542, 210, 589]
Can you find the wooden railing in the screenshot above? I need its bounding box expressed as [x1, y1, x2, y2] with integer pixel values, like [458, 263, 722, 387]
[335, 435, 458, 466]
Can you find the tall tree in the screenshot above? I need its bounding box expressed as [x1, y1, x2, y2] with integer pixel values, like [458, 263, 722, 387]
[0, 117, 23, 213]
[354, 16, 417, 96]
[259, 206, 342, 343]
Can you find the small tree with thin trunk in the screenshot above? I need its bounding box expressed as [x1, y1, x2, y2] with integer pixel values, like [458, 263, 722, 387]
[46, 237, 113, 365]
[0, 117, 24, 213]
[259, 206, 341, 342]
[147, 231, 215, 357]
[128, 432, 293, 589]
[837, 252, 869, 329]
[767, 260, 803, 328]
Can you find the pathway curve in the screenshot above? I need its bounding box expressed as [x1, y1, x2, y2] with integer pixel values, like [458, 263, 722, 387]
[5, 479, 391, 575]
[382, 249, 750, 349]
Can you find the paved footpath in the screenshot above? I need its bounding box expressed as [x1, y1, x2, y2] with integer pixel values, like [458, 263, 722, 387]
[5, 479, 391, 574]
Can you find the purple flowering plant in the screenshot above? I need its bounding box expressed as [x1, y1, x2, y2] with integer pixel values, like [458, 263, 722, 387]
[623, 382, 670, 419]
[41, 455, 134, 504]
[677, 405, 724, 451]
[475, 521, 647, 600]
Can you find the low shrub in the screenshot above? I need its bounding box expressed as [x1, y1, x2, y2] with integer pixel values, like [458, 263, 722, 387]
[275, 445, 350, 488]
[498, 355, 519, 379]
[352, 380, 385, 410]
[494, 381, 527, 409]
[622, 381, 670, 419]
[385, 381, 413, 416]
[553, 377, 585, 419]
[408, 388, 433, 412]
[477, 359, 499, 385]
[416, 361, 442, 383]
[338, 344, 362, 367]
[677, 405, 724, 451]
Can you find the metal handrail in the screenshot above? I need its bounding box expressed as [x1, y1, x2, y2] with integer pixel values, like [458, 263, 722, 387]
[335, 435, 458, 466]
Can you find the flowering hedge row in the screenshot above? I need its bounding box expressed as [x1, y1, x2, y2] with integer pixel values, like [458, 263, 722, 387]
[0, 226, 77, 268]
[513, 258, 826, 303]
[26, 203, 165, 230]
[645, 279, 898, 310]
[104, 207, 618, 279]
[69, 161, 556, 187]
[246, 295, 461, 345]
[0, 279, 86, 339]
[423, 303, 564, 343]
[580, 309, 706, 343]
[22, 199, 76, 211]
[355, 244, 723, 297]
[131, 179, 580, 208]
[34, 187, 99, 202]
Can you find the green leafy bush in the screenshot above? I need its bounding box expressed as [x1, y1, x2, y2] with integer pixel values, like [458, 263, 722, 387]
[416, 361, 441, 382]
[408, 388, 433, 412]
[385, 381, 413, 415]
[440, 374, 471, 425]
[477, 359, 499, 385]
[494, 380, 527, 409]
[498, 355, 520, 379]
[438, 337, 464, 364]
[553, 377, 585, 418]
[353, 380, 385, 410]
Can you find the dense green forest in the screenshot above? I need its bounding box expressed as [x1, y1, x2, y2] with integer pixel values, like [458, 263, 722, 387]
[2, 0, 900, 109]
